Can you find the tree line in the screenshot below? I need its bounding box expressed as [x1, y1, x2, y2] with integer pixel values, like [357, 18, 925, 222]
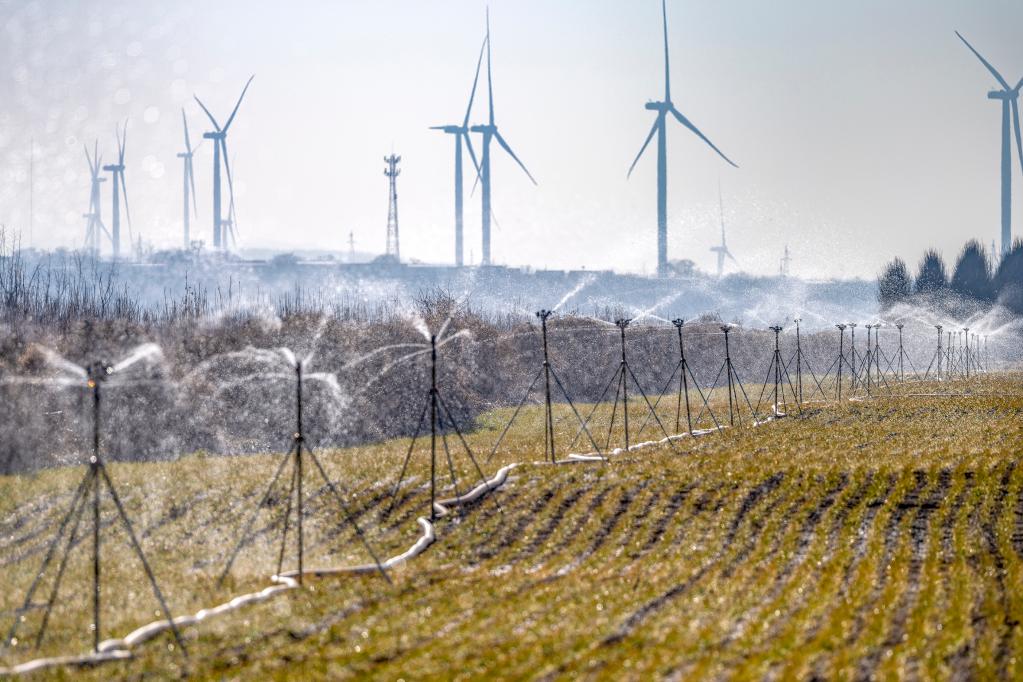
[878, 239, 1023, 314]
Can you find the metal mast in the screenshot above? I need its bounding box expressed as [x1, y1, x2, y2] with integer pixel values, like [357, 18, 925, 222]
[384, 154, 401, 261]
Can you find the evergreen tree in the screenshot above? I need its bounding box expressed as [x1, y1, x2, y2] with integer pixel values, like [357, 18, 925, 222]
[950, 240, 993, 301]
[877, 258, 912, 308]
[915, 250, 947, 295]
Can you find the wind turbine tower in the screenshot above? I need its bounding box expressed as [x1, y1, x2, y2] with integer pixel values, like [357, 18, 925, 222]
[194, 75, 254, 251]
[470, 8, 537, 266]
[628, 0, 737, 278]
[101, 121, 132, 260]
[432, 37, 486, 267]
[177, 109, 199, 250]
[384, 154, 401, 261]
[956, 31, 1023, 257]
[82, 142, 107, 257]
[780, 244, 791, 278]
[709, 182, 736, 278]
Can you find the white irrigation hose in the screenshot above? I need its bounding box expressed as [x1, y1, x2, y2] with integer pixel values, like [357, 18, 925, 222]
[0, 464, 519, 677]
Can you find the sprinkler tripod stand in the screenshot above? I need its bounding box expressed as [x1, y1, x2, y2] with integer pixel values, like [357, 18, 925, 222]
[219, 360, 390, 587]
[386, 335, 494, 523]
[754, 326, 803, 418]
[781, 318, 829, 403]
[924, 325, 944, 381]
[486, 310, 604, 464]
[6, 362, 186, 658]
[705, 326, 759, 425]
[634, 319, 722, 438]
[574, 319, 678, 454]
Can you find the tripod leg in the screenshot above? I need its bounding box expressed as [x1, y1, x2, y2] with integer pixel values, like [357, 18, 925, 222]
[604, 371, 624, 452]
[436, 395, 500, 506]
[693, 361, 726, 429]
[634, 361, 681, 440]
[34, 474, 91, 649]
[305, 448, 391, 583]
[566, 364, 622, 452]
[384, 397, 430, 517]
[276, 463, 298, 578]
[6, 468, 91, 647]
[780, 361, 804, 416]
[731, 366, 759, 425]
[549, 367, 605, 458]
[686, 364, 722, 432]
[752, 356, 777, 419]
[439, 421, 463, 511]
[624, 364, 679, 453]
[802, 356, 837, 403]
[485, 368, 543, 464]
[217, 447, 294, 587]
[97, 462, 187, 657]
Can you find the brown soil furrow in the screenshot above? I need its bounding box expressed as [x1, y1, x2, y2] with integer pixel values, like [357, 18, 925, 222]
[856, 468, 950, 680]
[639, 482, 696, 554]
[600, 472, 784, 645]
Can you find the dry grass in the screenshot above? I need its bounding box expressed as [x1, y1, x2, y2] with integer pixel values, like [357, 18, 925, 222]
[1, 375, 1022, 679]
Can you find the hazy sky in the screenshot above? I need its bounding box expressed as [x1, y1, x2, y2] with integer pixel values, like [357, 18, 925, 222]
[2, 0, 1023, 279]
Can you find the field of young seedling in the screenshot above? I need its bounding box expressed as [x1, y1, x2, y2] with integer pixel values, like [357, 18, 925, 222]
[2, 375, 1023, 679]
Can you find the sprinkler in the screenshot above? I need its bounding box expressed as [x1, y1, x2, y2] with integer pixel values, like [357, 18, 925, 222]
[219, 355, 390, 587]
[487, 310, 603, 464]
[6, 360, 186, 658]
[386, 331, 495, 523]
[835, 324, 847, 401]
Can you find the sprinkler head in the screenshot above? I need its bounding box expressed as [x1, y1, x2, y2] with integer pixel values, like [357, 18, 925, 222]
[720, 324, 732, 334]
[848, 322, 857, 329]
[615, 318, 631, 330]
[86, 361, 113, 386]
[672, 318, 685, 328]
[770, 325, 783, 333]
[836, 324, 847, 331]
[793, 317, 801, 325]
[536, 309, 553, 321]
[896, 323, 904, 330]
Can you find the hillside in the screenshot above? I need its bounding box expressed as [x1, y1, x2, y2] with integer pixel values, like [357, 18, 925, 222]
[2, 376, 1023, 679]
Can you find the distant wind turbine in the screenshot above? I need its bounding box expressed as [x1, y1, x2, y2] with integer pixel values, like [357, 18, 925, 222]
[177, 109, 200, 250]
[628, 0, 737, 278]
[194, 75, 254, 251]
[956, 31, 1023, 258]
[470, 8, 537, 266]
[709, 183, 736, 278]
[432, 37, 487, 268]
[102, 120, 132, 260]
[82, 141, 108, 257]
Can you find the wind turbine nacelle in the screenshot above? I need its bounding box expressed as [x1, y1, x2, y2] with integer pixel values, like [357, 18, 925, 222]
[102, 164, 124, 172]
[203, 132, 223, 140]
[470, 124, 496, 134]
[988, 90, 1014, 100]
[645, 101, 670, 112]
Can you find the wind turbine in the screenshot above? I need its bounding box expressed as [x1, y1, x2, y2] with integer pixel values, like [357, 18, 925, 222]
[955, 31, 1023, 258]
[194, 75, 254, 251]
[102, 121, 132, 260]
[628, 0, 737, 278]
[431, 36, 487, 267]
[82, 142, 108, 257]
[177, 109, 200, 250]
[470, 9, 537, 266]
[709, 182, 736, 278]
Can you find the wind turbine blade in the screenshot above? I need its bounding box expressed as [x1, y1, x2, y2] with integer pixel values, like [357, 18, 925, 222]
[1012, 97, 1023, 178]
[120, 171, 133, 245]
[118, 119, 128, 164]
[669, 106, 738, 168]
[486, 8, 494, 126]
[83, 143, 93, 172]
[463, 130, 482, 187]
[726, 249, 738, 265]
[221, 139, 238, 234]
[182, 108, 193, 153]
[955, 31, 1010, 90]
[464, 36, 488, 127]
[661, 0, 671, 102]
[188, 161, 199, 218]
[193, 95, 221, 131]
[223, 74, 255, 132]
[494, 130, 537, 185]
[627, 119, 659, 178]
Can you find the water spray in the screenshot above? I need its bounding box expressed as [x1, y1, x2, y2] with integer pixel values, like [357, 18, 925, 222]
[6, 360, 186, 658]
[487, 310, 603, 464]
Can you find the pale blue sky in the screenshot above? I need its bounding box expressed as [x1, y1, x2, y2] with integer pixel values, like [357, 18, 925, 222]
[1, 0, 1022, 278]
